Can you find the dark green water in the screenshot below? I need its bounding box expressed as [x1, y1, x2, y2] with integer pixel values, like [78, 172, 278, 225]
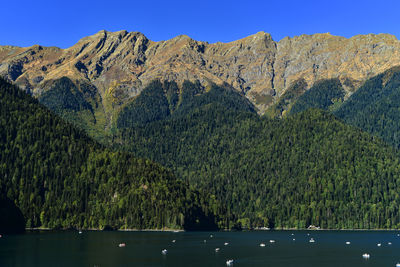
[1, 230, 400, 266]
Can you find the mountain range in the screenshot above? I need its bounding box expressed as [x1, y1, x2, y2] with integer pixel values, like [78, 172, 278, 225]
[4, 31, 400, 231]
[1, 30, 400, 119]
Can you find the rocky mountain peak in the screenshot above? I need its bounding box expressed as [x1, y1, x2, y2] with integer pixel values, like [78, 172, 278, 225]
[1, 30, 400, 113]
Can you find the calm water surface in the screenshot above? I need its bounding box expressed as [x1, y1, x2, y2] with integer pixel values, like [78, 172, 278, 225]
[1, 230, 400, 266]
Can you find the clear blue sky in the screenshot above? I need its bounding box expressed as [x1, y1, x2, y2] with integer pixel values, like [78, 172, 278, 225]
[1, 0, 400, 48]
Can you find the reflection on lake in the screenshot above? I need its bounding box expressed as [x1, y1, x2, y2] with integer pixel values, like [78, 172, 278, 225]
[1, 230, 400, 266]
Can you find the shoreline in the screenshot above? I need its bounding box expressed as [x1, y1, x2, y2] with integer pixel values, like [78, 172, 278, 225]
[24, 227, 400, 232]
[254, 228, 400, 231]
[25, 227, 184, 232]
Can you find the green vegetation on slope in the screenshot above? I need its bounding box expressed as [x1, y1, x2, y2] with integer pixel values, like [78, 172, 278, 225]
[265, 78, 307, 118]
[39, 77, 92, 112]
[116, 80, 172, 128]
[289, 78, 345, 115]
[173, 81, 255, 117]
[0, 77, 216, 231]
[334, 67, 400, 148]
[117, 80, 255, 129]
[39, 77, 108, 142]
[115, 81, 400, 230]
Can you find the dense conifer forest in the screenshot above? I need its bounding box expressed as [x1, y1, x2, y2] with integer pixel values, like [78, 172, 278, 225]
[115, 81, 400, 229]
[5, 69, 400, 232]
[289, 78, 345, 114]
[275, 67, 400, 150]
[334, 67, 400, 148]
[0, 78, 216, 231]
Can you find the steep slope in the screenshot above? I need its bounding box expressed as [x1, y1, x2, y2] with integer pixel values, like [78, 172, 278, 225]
[115, 82, 400, 229]
[1, 30, 400, 117]
[334, 66, 400, 148]
[0, 78, 216, 231]
[116, 80, 255, 128]
[288, 78, 345, 115]
[265, 78, 308, 117]
[38, 77, 108, 141]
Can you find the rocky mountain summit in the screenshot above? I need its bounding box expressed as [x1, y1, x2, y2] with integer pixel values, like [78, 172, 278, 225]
[1, 30, 400, 113]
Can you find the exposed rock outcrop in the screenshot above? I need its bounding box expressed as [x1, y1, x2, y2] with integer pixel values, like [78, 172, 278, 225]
[1, 30, 400, 113]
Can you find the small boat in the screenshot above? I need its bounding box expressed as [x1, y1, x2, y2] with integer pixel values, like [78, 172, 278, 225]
[162, 249, 168, 255]
[210, 235, 213, 238]
[396, 263, 400, 267]
[172, 240, 176, 243]
[226, 259, 234, 266]
[269, 240, 275, 243]
[215, 248, 220, 252]
[78, 230, 82, 234]
[388, 242, 392, 245]
[309, 238, 315, 243]
[292, 238, 296, 241]
[259, 243, 266, 247]
[377, 243, 381, 247]
[118, 243, 126, 248]
[362, 253, 370, 259]
[224, 242, 229, 246]
[345, 241, 350, 245]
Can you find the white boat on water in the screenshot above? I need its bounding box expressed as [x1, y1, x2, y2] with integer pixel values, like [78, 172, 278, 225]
[269, 240, 275, 243]
[226, 259, 234, 266]
[345, 241, 350, 245]
[118, 243, 126, 248]
[162, 249, 168, 255]
[224, 242, 229, 246]
[259, 243, 266, 247]
[215, 248, 220, 252]
[362, 253, 370, 259]
[309, 238, 315, 243]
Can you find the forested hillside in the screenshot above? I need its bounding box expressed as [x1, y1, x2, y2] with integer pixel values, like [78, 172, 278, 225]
[265, 78, 307, 117]
[264, 67, 400, 151]
[4, 73, 400, 231]
[38, 77, 108, 142]
[334, 67, 400, 148]
[289, 78, 345, 115]
[0, 78, 216, 231]
[115, 81, 400, 229]
[116, 80, 255, 129]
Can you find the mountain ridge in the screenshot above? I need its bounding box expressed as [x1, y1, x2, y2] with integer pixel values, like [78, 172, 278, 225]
[1, 30, 400, 115]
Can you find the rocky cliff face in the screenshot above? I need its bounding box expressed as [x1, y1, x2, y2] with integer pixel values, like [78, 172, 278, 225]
[1, 30, 400, 113]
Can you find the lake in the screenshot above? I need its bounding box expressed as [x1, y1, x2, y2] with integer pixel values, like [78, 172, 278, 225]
[1, 230, 400, 266]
